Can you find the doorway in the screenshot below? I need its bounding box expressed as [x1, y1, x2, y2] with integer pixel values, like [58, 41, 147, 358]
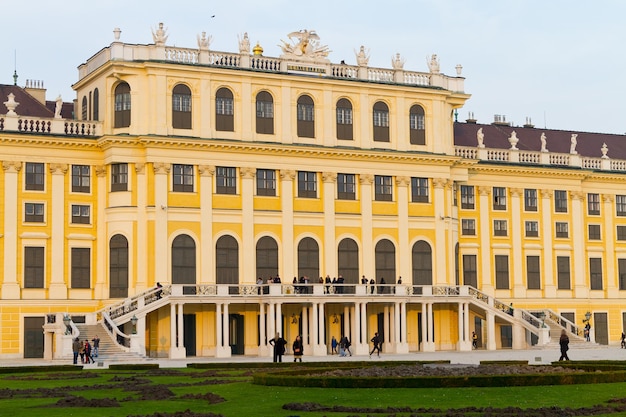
[183, 314, 196, 356]
[24, 317, 44, 358]
[594, 312, 608, 345]
[229, 314, 244, 355]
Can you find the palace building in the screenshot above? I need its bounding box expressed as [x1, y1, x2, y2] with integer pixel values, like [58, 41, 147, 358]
[0, 25, 624, 360]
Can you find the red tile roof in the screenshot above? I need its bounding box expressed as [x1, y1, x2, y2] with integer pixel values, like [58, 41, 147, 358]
[454, 122, 626, 160]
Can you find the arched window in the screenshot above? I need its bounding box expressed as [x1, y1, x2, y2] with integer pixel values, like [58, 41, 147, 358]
[336, 98, 353, 140]
[114, 82, 131, 128]
[172, 234, 196, 294]
[297, 237, 319, 280]
[255, 91, 274, 134]
[216, 87, 234, 131]
[216, 235, 239, 293]
[81, 96, 88, 120]
[338, 238, 359, 292]
[109, 234, 128, 298]
[412, 240, 432, 286]
[297, 95, 315, 138]
[375, 239, 396, 284]
[93, 88, 99, 121]
[256, 236, 278, 280]
[172, 84, 192, 129]
[373, 101, 389, 142]
[409, 104, 425, 145]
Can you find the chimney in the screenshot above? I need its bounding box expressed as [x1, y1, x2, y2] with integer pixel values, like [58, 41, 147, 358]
[24, 79, 47, 105]
[523, 116, 535, 128]
[492, 114, 510, 126]
[465, 111, 477, 124]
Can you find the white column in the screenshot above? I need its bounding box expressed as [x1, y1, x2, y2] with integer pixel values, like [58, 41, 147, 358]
[510, 188, 524, 297]
[199, 165, 215, 284]
[50, 163, 68, 299]
[258, 303, 268, 356]
[134, 163, 148, 292]
[486, 310, 497, 350]
[433, 178, 447, 284]
[302, 305, 309, 347]
[396, 177, 410, 280]
[317, 303, 326, 355]
[154, 163, 171, 284]
[541, 189, 556, 297]
[421, 302, 427, 351]
[177, 303, 184, 348]
[360, 174, 374, 278]
[275, 302, 283, 337]
[383, 305, 391, 350]
[169, 303, 177, 357]
[571, 192, 587, 298]
[427, 302, 435, 351]
[323, 172, 337, 276]
[267, 303, 275, 348]
[359, 302, 367, 354]
[457, 302, 464, 350]
[343, 305, 350, 339]
[478, 186, 493, 293]
[280, 170, 295, 278]
[311, 303, 318, 345]
[241, 167, 255, 283]
[394, 302, 401, 345]
[464, 303, 470, 347]
[216, 302, 231, 358]
[215, 303, 223, 350]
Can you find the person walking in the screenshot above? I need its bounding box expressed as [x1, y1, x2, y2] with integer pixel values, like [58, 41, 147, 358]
[340, 335, 352, 356]
[72, 337, 81, 365]
[331, 336, 338, 354]
[269, 333, 287, 363]
[472, 331, 478, 349]
[369, 332, 381, 358]
[558, 330, 570, 361]
[78, 339, 86, 364]
[84, 340, 95, 364]
[292, 335, 303, 362]
[91, 335, 100, 358]
[621, 332, 625, 349]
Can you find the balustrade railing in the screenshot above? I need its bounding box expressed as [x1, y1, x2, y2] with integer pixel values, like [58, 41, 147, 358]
[0, 116, 101, 137]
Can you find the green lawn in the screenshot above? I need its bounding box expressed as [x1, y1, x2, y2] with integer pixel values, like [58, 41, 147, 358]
[1, 365, 626, 416]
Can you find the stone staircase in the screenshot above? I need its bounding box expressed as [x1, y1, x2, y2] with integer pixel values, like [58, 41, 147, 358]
[540, 321, 602, 349]
[75, 324, 150, 363]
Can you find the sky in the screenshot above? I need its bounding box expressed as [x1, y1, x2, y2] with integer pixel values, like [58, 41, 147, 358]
[1, 0, 624, 134]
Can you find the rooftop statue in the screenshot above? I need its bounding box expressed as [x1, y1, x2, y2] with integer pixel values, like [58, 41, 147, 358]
[355, 45, 370, 66]
[54, 95, 63, 119]
[279, 29, 330, 62]
[508, 130, 519, 150]
[152, 22, 168, 46]
[427, 54, 440, 74]
[540, 133, 548, 152]
[476, 128, 485, 148]
[570, 134, 578, 154]
[391, 53, 405, 70]
[197, 31, 212, 51]
[238, 32, 250, 54]
[601, 143, 609, 159]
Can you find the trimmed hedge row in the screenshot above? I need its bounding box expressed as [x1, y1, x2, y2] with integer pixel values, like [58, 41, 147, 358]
[187, 360, 448, 370]
[108, 363, 160, 370]
[0, 365, 82, 374]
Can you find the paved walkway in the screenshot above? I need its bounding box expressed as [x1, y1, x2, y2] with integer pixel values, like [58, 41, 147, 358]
[3, 345, 625, 369]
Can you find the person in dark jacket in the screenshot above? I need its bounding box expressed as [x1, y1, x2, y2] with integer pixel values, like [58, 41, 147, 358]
[72, 337, 81, 364]
[369, 332, 381, 358]
[292, 335, 303, 362]
[269, 333, 287, 362]
[559, 330, 570, 361]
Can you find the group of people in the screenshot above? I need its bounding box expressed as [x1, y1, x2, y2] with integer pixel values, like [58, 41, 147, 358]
[270, 332, 385, 362]
[72, 335, 100, 364]
[330, 335, 352, 356]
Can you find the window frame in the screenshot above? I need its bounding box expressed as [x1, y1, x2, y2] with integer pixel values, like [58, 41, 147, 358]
[297, 171, 317, 198]
[374, 175, 393, 201]
[372, 101, 390, 142]
[526, 255, 541, 289]
[557, 256, 571, 290]
[216, 166, 237, 195]
[495, 254, 510, 289]
[493, 219, 508, 237]
[24, 246, 45, 288]
[617, 195, 626, 216]
[336, 98, 353, 140]
[556, 222, 569, 238]
[410, 177, 429, 203]
[590, 257, 603, 290]
[493, 187, 507, 210]
[588, 224, 601, 240]
[111, 163, 128, 192]
[460, 185, 475, 209]
[172, 164, 194, 193]
[554, 190, 568, 213]
[25, 162, 45, 191]
[525, 220, 539, 237]
[337, 173, 356, 200]
[71, 165, 90, 193]
[409, 104, 426, 145]
[71, 247, 91, 289]
[524, 189, 537, 211]
[71, 204, 91, 224]
[256, 169, 276, 196]
[24, 202, 44, 223]
[587, 193, 600, 215]
[461, 219, 476, 236]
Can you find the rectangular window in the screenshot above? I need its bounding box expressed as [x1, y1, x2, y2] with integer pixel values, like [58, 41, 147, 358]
[373, 110, 389, 127]
[71, 165, 90, 193]
[587, 193, 600, 215]
[494, 220, 508, 236]
[495, 255, 509, 289]
[297, 171, 317, 198]
[111, 163, 128, 192]
[493, 187, 506, 210]
[618, 225, 626, 241]
[462, 255, 477, 287]
[409, 113, 425, 130]
[297, 103, 314, 121]
[617, 195, 626, 216]
[71, 247, 91, 289]
[557, 256, 571, 290]
[525, 221, 539, 237]
[337, 173, 356, 200]
[256, 169, 276, 196]
[25, 162, 45, 191]
[336, 107, 352, 124]
[619, 259, 626, 290]
[555, 190, 568, 213]
[24, 246, 44, 288]
[460, 185, 475, 209]
[411, 177, 429, 203]
[216, 97, 234, 115]
[216, 166, 236, 195]
[526, 256, 541, 289]
[461, 219, 476, 236]
[25, 203, 44, 223]
[115, 92, 131, 111]
[556, 222, 569, 238]
[173, 94, 191, 112]
[71, 205, 90, 224]
[590, 257, 603, 290]
[173, 164, 194, 193]
[588, 224, 601, 240]
[374, 175, 393, 201]
[256, 101, 273, 118]
[524, 189, 537, 211]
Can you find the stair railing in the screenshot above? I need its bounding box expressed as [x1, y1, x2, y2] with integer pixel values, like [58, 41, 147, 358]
[101, 310, 131, 351]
